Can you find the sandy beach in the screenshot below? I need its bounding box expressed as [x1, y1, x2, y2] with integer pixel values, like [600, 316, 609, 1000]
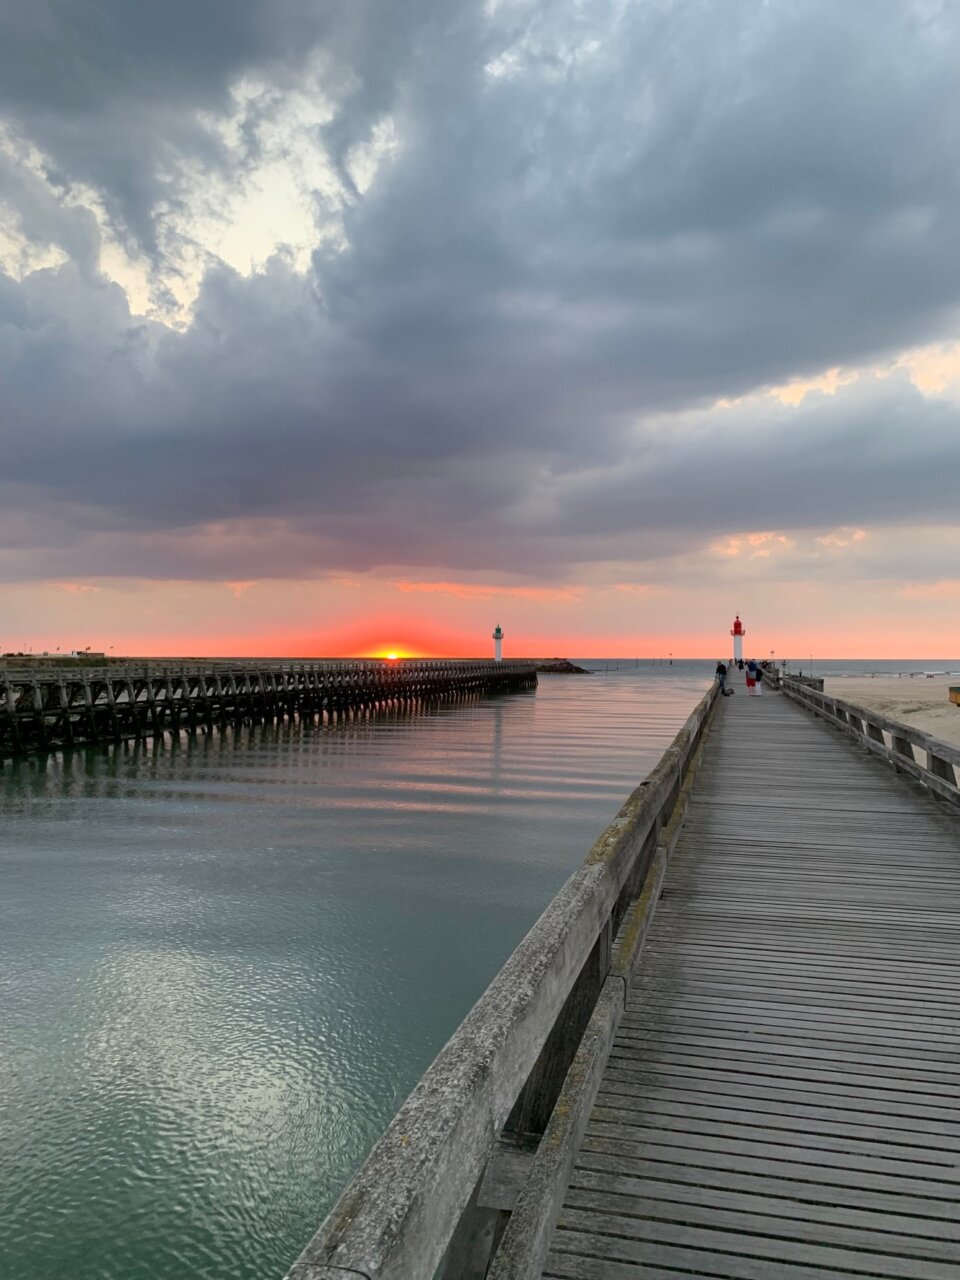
[823, 675, 960, 748]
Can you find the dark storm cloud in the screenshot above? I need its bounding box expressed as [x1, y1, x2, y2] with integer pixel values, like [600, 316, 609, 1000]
[0, 0, 449, 252]
[2, 0, 960, 581]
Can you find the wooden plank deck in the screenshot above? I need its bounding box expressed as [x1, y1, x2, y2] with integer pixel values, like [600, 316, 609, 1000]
[542, 685, 960, 1279]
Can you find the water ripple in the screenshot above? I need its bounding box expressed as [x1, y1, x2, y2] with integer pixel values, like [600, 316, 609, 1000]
[0, 665, 710, 1279]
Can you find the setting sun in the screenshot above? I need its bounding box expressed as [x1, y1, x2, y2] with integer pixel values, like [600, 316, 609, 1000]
[367, 644, 416, 659]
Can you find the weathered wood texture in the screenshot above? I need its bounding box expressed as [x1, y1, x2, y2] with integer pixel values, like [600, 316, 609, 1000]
[282, 683, 719, 1280]
[0, 660, 536, 759]
[781, 676, 960, 805]
[543, 688, 960, 1279]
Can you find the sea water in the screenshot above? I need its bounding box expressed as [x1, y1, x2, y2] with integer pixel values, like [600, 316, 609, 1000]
[0, 664, 711, 1280]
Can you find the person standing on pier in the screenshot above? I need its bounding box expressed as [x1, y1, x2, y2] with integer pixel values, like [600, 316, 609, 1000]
[746, 658, 761, 695]
[715, 661, 733, 696]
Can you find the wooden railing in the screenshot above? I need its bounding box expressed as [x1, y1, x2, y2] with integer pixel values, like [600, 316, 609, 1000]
[759, 669, 823, 692]
[283, 680, 718, 1280]
[780, 677, 960, 805]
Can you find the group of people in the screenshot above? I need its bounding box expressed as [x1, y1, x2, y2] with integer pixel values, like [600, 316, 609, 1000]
[715, 657, 768, 697]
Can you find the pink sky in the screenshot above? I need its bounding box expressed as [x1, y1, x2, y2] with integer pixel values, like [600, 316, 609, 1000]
[7, 564, 959, 660]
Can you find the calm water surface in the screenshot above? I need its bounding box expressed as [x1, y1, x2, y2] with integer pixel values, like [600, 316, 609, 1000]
[1, 665, 711, 1280]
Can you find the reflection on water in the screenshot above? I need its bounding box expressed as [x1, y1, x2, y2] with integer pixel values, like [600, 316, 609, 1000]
[0, 666, 710, 1280]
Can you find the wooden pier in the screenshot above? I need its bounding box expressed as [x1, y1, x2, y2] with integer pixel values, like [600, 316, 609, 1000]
[0, 659, 536, 758]
[286, 675, 960, 1279]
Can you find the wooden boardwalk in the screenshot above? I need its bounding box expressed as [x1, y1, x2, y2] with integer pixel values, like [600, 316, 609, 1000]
[543, 686, 960, 1279]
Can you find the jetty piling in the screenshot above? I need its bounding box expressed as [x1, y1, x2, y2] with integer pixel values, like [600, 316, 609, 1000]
[0, 660, 537, 759]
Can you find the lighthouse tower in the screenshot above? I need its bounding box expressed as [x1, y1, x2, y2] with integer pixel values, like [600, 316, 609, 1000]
[492, 623, 503, 663]
[730, 614, 745, 664]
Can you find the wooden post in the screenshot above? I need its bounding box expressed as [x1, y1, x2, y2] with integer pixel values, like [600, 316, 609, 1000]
[929, 752, 957, 786]
[125, 680, 142, 740]
[29, 681, 48, 751]
[104, 679, 121, 740]
[504, 917, 614, 1144]
[58, 681, 75, 746]
[440, 1174, 511, 1280]
[865, 719, 885, 745]
[5, 683, 22, 752]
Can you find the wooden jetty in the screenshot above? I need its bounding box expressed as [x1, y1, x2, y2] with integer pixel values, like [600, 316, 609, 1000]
[0, 659, 536, 758]
[285, 673, 960, 1279]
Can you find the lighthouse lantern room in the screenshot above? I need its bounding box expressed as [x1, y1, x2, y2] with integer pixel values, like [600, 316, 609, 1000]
[493, 623, 503, 663]
[730, 614, 745, 664]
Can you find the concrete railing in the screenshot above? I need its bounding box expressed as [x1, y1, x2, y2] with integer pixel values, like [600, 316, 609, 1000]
[283, 680, 719, 1280]
[781, 677, 960, 805]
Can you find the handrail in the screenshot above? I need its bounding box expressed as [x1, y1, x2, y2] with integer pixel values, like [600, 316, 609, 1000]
[780, 677, 960, 803]
[283, 680, 718, 1280]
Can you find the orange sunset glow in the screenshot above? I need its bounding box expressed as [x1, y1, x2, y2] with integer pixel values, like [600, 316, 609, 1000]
[7, 572, 959, 661]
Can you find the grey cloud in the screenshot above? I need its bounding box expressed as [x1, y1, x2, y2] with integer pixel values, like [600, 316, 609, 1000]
[2, 1, 960, 583]
[553, 375, 960, 544]
[0, 0, 452, 253]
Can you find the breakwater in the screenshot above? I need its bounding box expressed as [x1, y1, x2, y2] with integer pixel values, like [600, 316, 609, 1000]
[0, 660, 536, 758]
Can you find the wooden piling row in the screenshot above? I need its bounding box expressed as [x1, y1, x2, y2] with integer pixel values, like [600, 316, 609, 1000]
[0, 660, 537, 759]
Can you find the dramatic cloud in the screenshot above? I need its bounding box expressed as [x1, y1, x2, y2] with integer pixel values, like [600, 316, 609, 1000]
[1, 0, 960, 651]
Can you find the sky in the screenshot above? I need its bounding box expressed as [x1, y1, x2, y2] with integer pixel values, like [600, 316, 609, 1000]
[1, 0, 959, 659]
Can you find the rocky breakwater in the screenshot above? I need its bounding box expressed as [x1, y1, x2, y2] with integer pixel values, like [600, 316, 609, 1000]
[532, 658, 591, 674]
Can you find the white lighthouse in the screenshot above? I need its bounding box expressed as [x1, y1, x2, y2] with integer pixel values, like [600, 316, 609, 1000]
[730, 614, 745, 665]
[492, 622, 503, 663]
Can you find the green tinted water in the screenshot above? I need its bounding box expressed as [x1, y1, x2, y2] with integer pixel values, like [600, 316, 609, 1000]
[0, 666, 710, 1279]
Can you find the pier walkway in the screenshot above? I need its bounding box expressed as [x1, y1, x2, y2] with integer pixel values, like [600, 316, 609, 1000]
[286, 680, 960, 1280]
[542, 689, 960, 1279]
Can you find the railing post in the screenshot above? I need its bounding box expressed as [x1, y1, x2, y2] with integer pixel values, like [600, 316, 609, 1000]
[440, 1176, 510, 1280]
[929, 752, 957, 786]
[503, 915, 614, 1146]
[782, 679, 959, 806]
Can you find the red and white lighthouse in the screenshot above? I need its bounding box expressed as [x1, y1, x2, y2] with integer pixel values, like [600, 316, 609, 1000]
[730, 614, 745, 664]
